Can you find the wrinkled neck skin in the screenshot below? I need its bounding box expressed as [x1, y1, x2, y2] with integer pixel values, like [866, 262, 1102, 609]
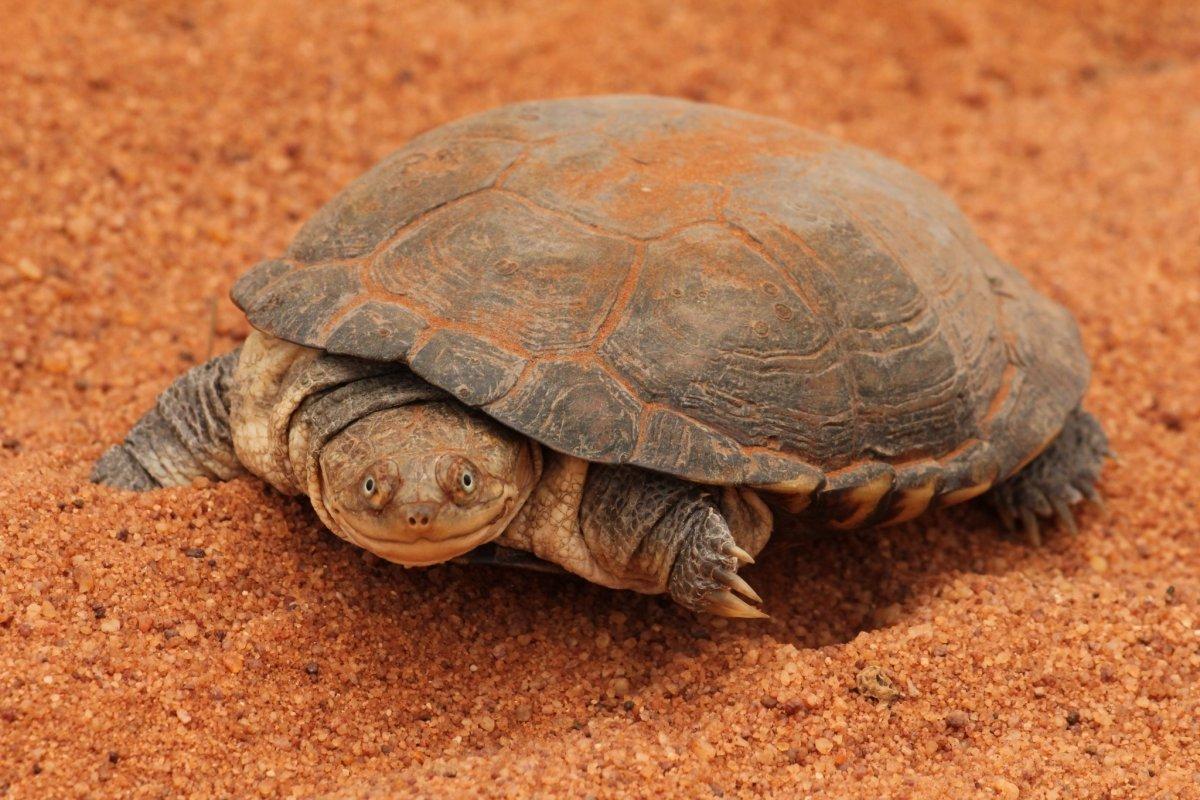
[229, 332, 540, 565]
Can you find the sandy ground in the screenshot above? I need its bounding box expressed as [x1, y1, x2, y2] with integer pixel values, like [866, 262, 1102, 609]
[2, 1, 1199, 797]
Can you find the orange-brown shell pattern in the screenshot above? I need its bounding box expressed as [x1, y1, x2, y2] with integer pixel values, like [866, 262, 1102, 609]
[232, 95, 1089, 518]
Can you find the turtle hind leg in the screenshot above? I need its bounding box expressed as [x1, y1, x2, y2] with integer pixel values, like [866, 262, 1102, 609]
[987, 407, 1110, 545]
[91, 348, 246, 490]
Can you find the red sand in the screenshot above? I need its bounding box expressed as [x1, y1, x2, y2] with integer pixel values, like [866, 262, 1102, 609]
[2, 1, 1199, 797]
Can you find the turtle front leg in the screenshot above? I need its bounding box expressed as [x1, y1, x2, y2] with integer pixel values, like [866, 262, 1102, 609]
[91, 348, 246, 490]
[503, 455, 773, 618]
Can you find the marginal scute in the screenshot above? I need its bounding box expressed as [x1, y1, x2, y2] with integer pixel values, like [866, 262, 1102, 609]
[876, 462, 943, 526]
[231, 259, 294, 311]
[755, 467, 827, 514]
[242, 264, 363, 345]
[818, 463, 896, 530]
[485, 360, 641, 462]
[410, 330, 526, 407]
[632, 407, 750, 483]
[936, 440, 1001, 507]
[322, 300, 427, 362]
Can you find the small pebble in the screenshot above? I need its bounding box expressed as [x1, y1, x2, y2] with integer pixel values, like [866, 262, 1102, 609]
[15, 258, 43, 281]
[993, 777, 1020, 799]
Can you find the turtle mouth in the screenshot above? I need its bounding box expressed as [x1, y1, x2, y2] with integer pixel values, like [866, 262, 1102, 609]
[342, 498, 516, 566]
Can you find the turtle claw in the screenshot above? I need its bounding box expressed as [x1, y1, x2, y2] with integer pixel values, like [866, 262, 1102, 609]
[1020, 507, 1042, 547]
[723, 543, 756, 565]
[668, 504, 767, 619]
[701, 589, 769, 619]
[1051, 497, 1078, 535]
[988, 409, 1108, 546]
[716, 568, 762, 604]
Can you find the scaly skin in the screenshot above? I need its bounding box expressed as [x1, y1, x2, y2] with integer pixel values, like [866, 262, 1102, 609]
[91, 349, 246, 489]
[92, 333, 773, 617]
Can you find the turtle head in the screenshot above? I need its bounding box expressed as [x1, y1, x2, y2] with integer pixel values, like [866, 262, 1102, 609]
[317, 402, 538, 566]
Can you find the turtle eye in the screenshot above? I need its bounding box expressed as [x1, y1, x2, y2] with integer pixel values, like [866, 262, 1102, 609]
[355, 462, 398, 510]
[439, 456, 483, 505]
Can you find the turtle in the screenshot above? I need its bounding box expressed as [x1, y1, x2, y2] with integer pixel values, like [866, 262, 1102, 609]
[92, 95, 1109, 618]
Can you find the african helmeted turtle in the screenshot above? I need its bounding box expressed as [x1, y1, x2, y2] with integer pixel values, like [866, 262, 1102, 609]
[92, 95, 1108, 618]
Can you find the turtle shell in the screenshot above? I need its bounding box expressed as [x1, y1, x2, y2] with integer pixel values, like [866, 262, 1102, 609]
[232, 95, 1089, 511]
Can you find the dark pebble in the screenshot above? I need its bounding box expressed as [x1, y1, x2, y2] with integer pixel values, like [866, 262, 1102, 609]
[305, 662, 319, 676]
[1066, 709, 1081, 727]
[780, 699, 805, 717]
[184, 547, 205, 558]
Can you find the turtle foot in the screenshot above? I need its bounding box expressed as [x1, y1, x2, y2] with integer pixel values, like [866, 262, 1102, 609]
[670, 506, 769, 619]
[988, 407, 1110, 546]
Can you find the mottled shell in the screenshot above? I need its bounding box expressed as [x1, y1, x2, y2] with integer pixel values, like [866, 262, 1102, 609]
[232, 95, 1088, 524]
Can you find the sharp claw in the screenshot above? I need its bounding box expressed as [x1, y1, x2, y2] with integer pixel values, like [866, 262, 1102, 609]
[1051, 497, 1078, 535]
[1030, 490, 1053, 518]
[701, 589, 769, 619]
[716, 569, 762, 604]
[723, 544, 755, 565]
[1020, 507, 1042, 547]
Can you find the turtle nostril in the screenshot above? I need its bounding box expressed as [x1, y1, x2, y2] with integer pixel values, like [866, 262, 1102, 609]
[402, 504, 436, 531]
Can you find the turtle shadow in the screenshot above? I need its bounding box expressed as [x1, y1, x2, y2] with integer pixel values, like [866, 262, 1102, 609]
[285, 494, 1087, 713]
[244, 492, 1100, 757]
[305, 496, 1071, 651]
[735, 503, 1083, 650]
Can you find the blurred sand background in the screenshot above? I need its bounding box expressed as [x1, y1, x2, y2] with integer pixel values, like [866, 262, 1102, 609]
[2, 1, 1199, 797]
